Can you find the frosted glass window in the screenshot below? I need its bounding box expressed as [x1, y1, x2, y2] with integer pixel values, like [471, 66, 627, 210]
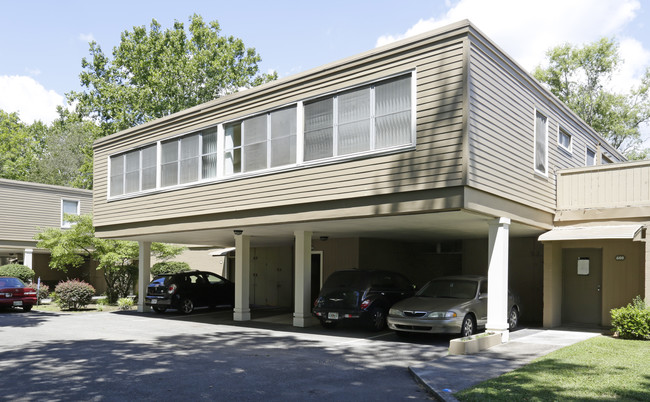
[110, 154, 124, 197]
[375, 76, 411, 148]
[202, 129, 218, 179]
[180, 134, 199, 184]
[161, 140, 179, 187]
[270, 107, 297, 167]
[338, 88, 370, 155]
[224, 123, 242, 175]
[534, 111, 548, 175]
[141, 145, 157, 190]
[304, 98, 334, 161]
[243, 115, 267, 172]
[125, 150, 140, 194]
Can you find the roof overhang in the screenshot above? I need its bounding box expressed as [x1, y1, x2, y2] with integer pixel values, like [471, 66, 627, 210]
[538, 224, 645, 242]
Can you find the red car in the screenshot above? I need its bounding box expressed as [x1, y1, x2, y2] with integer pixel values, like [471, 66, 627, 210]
[0, 277, 37, 312]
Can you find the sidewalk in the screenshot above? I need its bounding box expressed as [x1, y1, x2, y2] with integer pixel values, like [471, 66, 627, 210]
[408, 328, 603, 402]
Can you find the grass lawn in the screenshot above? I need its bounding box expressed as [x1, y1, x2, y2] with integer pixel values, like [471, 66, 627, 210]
[32, 303, 126, 313]
[456, 335, 650, 401]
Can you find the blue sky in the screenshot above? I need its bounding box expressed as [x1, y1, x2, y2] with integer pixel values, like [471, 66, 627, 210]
[1, 0, 648, 126]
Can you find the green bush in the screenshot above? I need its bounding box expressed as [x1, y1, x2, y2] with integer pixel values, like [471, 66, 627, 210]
[0, 264, 35, 283]
[117, 297, 135, 310]
[36, 283, 50, 302]
[611, 296, 650, 340]
[151, 261, 191, 276]
[55, 279, 95, 310]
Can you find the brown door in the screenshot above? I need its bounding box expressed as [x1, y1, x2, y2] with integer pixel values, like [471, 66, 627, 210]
[562, 248, 602, 325]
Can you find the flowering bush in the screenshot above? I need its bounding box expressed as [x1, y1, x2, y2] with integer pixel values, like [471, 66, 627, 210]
[55, 279, 95, 310]
[36, 283, 50, 302]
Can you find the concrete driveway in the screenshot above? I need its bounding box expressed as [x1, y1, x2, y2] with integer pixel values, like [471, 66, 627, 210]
[0, 309, 450, 401]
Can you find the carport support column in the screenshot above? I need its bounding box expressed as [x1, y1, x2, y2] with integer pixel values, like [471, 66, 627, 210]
[486, 217, 510, 342]
[293, 230, 313, 327]
[137, 241, 151, 313]
[233, 233, 251, 321]
[23, 249, 33, 269]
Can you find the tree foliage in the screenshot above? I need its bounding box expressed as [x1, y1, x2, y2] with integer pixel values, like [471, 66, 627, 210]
[67, 13, 277, 137]
[35, 214, 186, 303]
[0, 110, 44, 181]
[533, 38, 650, 158]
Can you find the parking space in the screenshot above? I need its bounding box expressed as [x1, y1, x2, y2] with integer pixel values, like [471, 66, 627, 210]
[0, 310, 448, 400]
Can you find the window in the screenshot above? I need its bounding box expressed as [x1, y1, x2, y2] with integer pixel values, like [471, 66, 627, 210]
[61, 199, 79, 228]
[558, 128, 572, 152]
[224, 106, 297, 175]
[586, 148, 596, 166]
[110, 145, 157, 197]
[534, 111, 548, 175]
[161, 130, 217, 188]
[304, 75, 412, 162]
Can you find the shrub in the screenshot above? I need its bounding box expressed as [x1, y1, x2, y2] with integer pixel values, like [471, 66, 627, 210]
[117, 297, 135, 310]
[55, 279, 95, 310]
[611, 296, 650, 340]
[0, 264, 35, 283]
[36, 283, 50, 302]
[151, 261, 191, 276]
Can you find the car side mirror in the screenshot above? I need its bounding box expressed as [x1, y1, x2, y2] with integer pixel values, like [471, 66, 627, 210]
[479, 293, 488, 300]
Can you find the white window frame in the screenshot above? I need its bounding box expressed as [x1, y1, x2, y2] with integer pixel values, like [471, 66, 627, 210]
[557, 127, 572, 154]
[533, 109, 549, 176]
[586, 147, 596, 166]
[61, 199, 80, 229]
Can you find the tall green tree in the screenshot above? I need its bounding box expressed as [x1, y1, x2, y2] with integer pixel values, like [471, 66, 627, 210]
[0, 110, 44, 181]
[35, 214, 186, 303]
[533, 38, 650, 159]
[67, 13, 277, 137]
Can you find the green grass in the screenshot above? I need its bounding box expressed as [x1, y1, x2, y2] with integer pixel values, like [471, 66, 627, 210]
[456, 336, 650, 401]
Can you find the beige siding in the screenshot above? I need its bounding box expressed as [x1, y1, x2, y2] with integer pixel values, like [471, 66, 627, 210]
[94, 31, 468, 229]
[557, 161, 650, 211]
[0, 179, 92, 243]
[466, 32, 624, 214]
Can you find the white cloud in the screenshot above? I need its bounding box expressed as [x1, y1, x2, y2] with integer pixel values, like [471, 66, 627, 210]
[0, 75, 64, 124]
[79, 33, 95, 43]
[376, 0, 645, 83]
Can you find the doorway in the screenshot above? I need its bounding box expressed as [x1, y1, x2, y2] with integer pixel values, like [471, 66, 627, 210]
[562, 248, 602, 325]
[310, 252, 323, 307]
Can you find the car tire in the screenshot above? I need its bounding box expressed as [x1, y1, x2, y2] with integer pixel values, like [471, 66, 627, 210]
[369, 307, 387, 331]
[320, 319, 338, 329]
[22, 305, 33, 312]
[152, 306, 167, 313]
[460, 315, 475, 337]
[179, 298, 194, 314]
[508, 307, 519, 330]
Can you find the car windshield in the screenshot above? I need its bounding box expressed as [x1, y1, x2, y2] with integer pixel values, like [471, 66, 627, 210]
[0, 277, 26, 288]
[322, 271, 367, 289]
[416, 279, 478, 299]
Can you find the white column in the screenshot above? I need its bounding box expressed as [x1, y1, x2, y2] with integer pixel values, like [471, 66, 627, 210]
[486, 217, 510, 342]
[23, 249, 33, 269]
[293, 230, 313, 327]
[233, 233, 251, 321]
[137, 241, 151, 313]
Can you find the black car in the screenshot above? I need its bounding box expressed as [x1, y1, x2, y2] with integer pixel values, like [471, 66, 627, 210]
[312, 269, 415, 330]
[145, 271, 234, 314]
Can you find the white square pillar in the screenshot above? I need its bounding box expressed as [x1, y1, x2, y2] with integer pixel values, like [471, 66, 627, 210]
[486, 217, 510, 342]
[293, 230, 313, 327]
[233, 233, 251, 321]
[23, 249, 34, 269]
[137, 241, 151, 313]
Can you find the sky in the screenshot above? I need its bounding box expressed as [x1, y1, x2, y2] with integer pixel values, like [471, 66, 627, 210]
[0, 0, 648, 127]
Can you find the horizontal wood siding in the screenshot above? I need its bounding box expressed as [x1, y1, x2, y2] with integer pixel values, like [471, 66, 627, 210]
[94, 32, 468, 229]
[557, 162, 650, 210]
[466, 32, 624, 214]
[0, 180, 92, 243]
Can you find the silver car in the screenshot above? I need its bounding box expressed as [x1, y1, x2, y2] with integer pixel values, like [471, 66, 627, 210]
[387, 275, 520, 337]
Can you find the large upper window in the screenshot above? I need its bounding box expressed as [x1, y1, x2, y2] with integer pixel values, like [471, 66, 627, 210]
[534, 110, 548, 175]
[304, 75, 412, 162]
[224, 106, 297, 175]
[108, 73, 413, 198]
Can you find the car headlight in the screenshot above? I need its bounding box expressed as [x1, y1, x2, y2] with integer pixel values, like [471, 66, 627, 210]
[427, 311, 457, 319]
[389, 308, 402, 316]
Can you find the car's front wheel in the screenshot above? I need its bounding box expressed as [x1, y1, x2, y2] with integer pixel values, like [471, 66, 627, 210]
[508, 307, 519, 330]
[179, 298, 194, 314]
[369, 307, 387, 331]
[461, 315, 475, 337]
[152, 306, 167, 313]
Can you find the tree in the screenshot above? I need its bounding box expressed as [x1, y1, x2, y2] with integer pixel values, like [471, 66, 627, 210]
[67, 13, 277, 138]
[533, 38, 650, 159]
[35, 214, 186, 303]
[0, 109, 44, 181]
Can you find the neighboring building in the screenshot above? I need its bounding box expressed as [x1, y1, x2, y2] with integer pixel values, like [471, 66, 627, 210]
[0, 179, 103, 292]
[92, 20, 643, 337]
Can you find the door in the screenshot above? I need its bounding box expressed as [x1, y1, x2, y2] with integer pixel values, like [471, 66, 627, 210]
[310, 252, 322, 307]
[562, 248, 602, 325]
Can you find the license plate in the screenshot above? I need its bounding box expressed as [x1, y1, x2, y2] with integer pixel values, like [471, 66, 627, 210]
[327, 312, 339, 320]
[13, 301, 23, 306]
[151, 299, 157, 304]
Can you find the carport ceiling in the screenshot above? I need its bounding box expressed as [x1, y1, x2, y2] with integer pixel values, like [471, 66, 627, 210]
[123, 210, 547, 247]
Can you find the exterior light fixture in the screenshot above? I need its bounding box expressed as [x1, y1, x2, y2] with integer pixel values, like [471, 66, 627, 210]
[320, 236, 329, 241]
[234, 230, 243, 235]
